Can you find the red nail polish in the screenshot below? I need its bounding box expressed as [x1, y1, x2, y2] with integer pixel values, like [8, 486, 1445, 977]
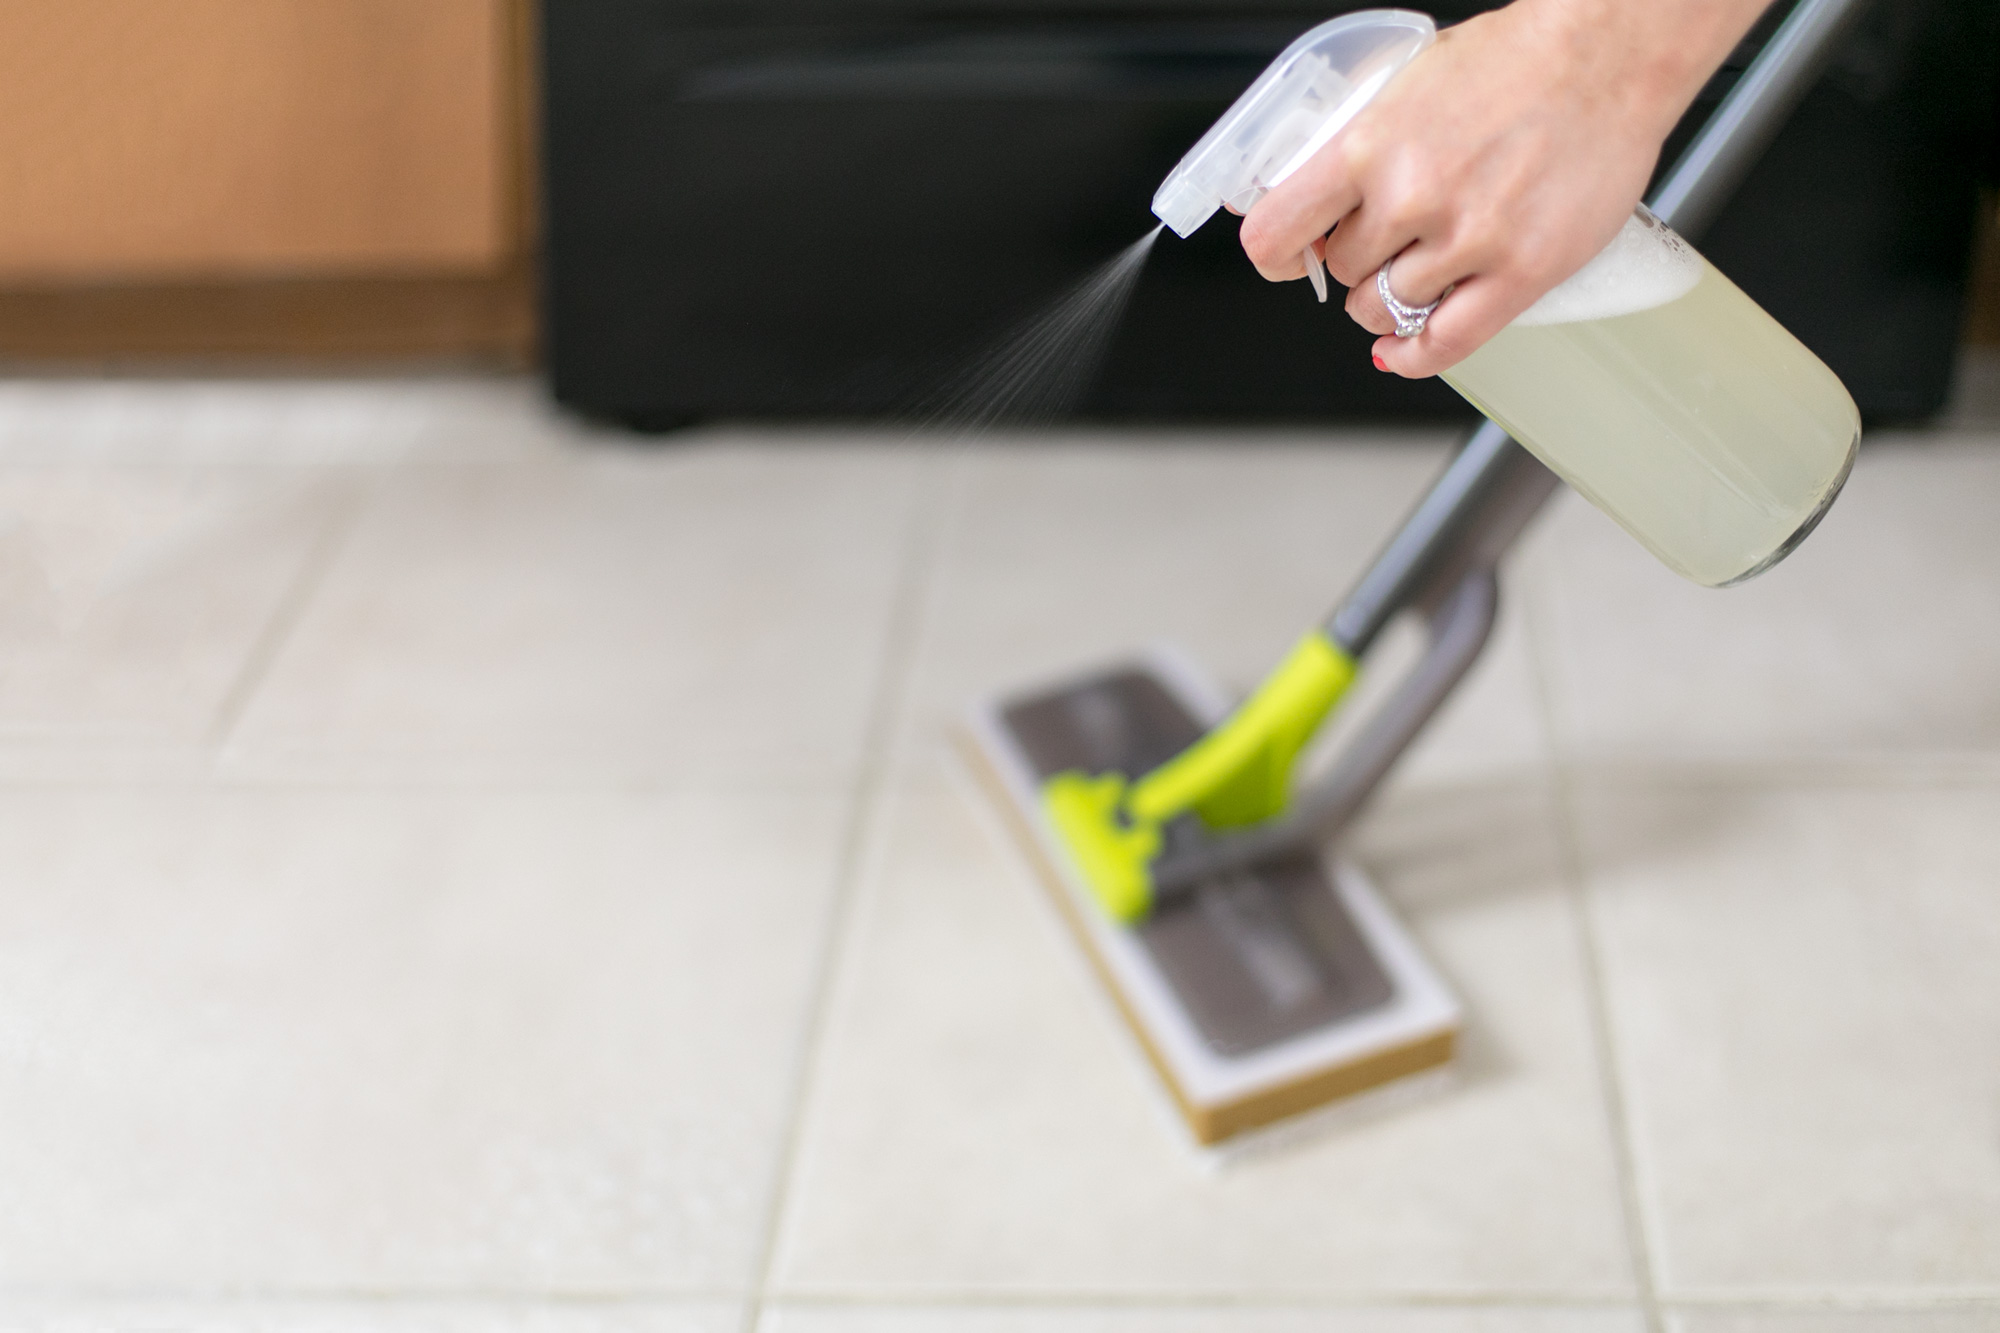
[1372, 354, 1387, 371]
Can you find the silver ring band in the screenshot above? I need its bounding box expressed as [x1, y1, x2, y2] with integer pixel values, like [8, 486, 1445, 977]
[1377, 258, 1447, 338]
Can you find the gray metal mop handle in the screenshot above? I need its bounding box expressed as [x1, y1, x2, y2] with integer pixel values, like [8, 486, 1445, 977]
[1649, 0, 1875, 239]
[1322, 0, 1874, 658]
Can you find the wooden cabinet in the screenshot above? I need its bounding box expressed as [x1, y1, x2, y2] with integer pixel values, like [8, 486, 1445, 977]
[0, 0, 532, 362]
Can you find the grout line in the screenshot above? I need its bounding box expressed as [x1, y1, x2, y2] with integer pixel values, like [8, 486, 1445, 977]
[0, 771, 875, 795]
[1662, 1289, 2000, 1310]
[0, 1287, 749, 1307]
[737, 447, 969, 1333]
[8, 1284, 1995, 1314]
[1516, 560, 1670, 1333]
[202, 470, 378, 753]
[1534, 756, 2000, 792]
[7, 754, 2000, 795]
[767, 1288, 2000, 1308]
[766, 1289, 1659, 1311]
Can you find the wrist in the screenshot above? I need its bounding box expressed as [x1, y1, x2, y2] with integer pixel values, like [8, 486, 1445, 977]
[1503, 0, 1768, 141]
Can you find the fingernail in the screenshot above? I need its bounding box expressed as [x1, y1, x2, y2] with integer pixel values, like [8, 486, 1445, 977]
[1372, 354, 1387, 371]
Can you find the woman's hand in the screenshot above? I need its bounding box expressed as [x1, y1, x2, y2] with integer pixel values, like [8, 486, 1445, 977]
[1239, 0, 1770, 377]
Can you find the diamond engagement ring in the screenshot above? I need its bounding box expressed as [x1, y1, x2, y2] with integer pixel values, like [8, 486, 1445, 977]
[1377, 258, 1448, 338]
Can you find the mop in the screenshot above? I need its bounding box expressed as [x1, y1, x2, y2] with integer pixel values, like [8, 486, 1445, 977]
[965, 0, 1871, 1144]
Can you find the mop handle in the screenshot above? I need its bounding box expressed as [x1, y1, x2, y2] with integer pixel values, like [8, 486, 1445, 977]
[1322, 0, 1875, 658]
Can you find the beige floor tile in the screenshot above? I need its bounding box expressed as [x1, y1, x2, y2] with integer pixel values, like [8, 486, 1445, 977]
[899, 435, 1547, 791]
[0, 379, 424, 466]
[1574, 783, 2000, 1295]
[770, 778, 1633, 1299]
[399, 379, 641, 464]
[1529, 438, 2000, 766]
[0, 1301, 740, 1333]
[226, 445, 926, 782]
[764, 1305, 1646, 1333]
[0, 785, 846, 1293]
[0, 377, 598, 467]
[0, 465, 350, 749]
[1669, 1312, 2000, 1333]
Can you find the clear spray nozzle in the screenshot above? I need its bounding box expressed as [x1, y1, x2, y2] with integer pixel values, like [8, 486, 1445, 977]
[1304, 243, 1329, 303]
[1151, 9, 1435, 300]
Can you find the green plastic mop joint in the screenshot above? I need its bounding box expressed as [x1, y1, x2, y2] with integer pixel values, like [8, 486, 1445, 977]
[1042, 769, 1161, 924]
[1041, 630, 1358, 922]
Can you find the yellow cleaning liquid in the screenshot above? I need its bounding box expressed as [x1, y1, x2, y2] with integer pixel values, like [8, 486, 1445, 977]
[1443, 208, 1860, 587]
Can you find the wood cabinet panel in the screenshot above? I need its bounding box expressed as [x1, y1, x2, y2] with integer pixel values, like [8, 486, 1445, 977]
[0, 0, 511, 282]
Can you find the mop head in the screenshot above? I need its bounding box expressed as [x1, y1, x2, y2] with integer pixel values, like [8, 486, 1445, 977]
[964, 645, 1461, 1144]
[1042, 630, 1357, 923]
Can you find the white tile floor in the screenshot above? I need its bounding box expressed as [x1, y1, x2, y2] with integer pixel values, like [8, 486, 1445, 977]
[0, 369, 1995, 1333]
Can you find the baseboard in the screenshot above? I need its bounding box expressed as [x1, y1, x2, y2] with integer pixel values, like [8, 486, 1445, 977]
[0, 266, 536, 370]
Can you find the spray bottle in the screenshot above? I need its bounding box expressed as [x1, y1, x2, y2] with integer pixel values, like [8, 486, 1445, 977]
[1152, 9, 1860, 588]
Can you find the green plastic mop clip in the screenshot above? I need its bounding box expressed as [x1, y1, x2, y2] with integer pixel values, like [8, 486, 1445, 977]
[1041, 630, 1357, 923]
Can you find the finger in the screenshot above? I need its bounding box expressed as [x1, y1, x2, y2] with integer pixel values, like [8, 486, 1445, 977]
[1376, 232, 1488, 310]
[1319, 195, 1446, 293]
[1344, 227, 1488, 338]
[1238, 147, 1363, 281]
[1371, 274, 1540, 379]
[1345, 278, 1396, 337]
[1347, 233, 1486, 338]
[1239, 214, 1310, 280]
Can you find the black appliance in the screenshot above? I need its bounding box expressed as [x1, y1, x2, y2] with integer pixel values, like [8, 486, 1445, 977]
[542, 0, 1998, 428]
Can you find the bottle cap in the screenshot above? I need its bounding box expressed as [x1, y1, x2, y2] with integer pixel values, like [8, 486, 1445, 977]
[1152, 10, 1436, 238]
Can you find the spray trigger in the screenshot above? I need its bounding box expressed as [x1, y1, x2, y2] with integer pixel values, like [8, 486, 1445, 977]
[1304, 245, 1329, 303]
